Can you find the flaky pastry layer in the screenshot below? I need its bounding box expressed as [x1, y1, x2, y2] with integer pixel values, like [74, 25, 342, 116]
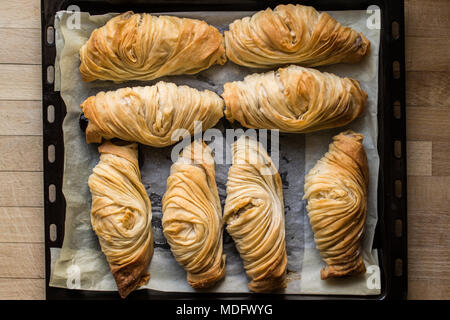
[303, 131, 369, 279]
[81, 81, 224, 147]
[88, 141, 153, 298]
[162, 141, 226, 289]
[80, 11, 226, 82]
[224, 136, 287, 292]
[225, 4, 370, 68]
[222, 65, 367, 133]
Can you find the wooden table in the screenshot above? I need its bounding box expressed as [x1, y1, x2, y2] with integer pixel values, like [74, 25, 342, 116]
[0, 0, 448, 300]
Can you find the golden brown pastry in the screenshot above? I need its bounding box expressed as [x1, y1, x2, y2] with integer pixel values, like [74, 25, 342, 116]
[222, 65, 367, 133]
[223, 135, 287, 292]
[88, 141, 153, 298]
[81, 81, 224, 147]
[303, 130, 369, 279]
[162, 141, 225, 289]
[80, 11, 226, 82]
[225, 4, 370, 68]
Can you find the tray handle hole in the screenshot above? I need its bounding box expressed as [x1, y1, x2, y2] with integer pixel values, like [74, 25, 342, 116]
[49, 223, 57, 242]
[392, 21, 400, 40]
[48, 144, 55, 163]
[47, 105, 55, 123]
[47, 26, 55, 45]
[394, 140, 402, 159]
[393, 100, 401, 119]
[395, 258, 403, 277]
[393, 61, 401, 79]
[47, 65, 55, 84]
[49, 184, 56, 203]
[395, 219, 403, 238]
[395, 180, 402, 198]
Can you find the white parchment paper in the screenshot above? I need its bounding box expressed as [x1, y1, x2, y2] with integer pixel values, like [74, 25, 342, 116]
[50, 8, 381, 295]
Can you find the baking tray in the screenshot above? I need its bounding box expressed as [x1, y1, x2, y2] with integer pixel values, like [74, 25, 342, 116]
[41, 0, 407, 300]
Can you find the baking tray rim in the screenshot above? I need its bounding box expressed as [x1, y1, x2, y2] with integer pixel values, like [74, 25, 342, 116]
[41, 0, 407, 300]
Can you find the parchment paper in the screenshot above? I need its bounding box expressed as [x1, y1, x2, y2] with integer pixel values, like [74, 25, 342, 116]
[50, 8, 381, 295]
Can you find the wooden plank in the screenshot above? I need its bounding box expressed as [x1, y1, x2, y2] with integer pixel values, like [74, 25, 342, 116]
[406, 107, 450, 142]
[406, 141, 432, 176]
[0, 136, 42, 171]
[408, 279, 450, 300]
[407, 176, 450, 212]
[393, 0, 448, 300]
[408, 210, 450, 248]
[0, 243, 44, 278]
[432, 141, 450, 176]
[0, 100, 42, 136]
[409, 247, 450, 280]
[0, 207, 43, 243]
[0, 64, 41, 101]
[0, 0, 40, 29]
[0, 278, 45, 300]
[0, 28, 41, 64]
[0, 172, 42, 207]
[405, 0, 450, 38]
[406, 37, 450, 72]
[406, 72, 450, 108]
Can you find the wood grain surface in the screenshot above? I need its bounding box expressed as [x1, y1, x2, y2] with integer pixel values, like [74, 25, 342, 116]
[0, 0, 448, 300]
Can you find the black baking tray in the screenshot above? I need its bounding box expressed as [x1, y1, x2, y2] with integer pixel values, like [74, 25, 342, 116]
[41, 0, 407, 300]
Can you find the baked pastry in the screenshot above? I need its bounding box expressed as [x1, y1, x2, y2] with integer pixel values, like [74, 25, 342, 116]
[222, 65, 367, 133]
[81, 81, 224, 147]
[88, 141, 153, 298]
[162, 141, 225, 288]
[223, 135, 287, 292]
[80, 11, 226, 82]
[224, 4, 370, 68]
[303, 130, 368, 279]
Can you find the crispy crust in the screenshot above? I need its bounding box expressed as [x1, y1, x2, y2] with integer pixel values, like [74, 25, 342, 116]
[88, 142, 153, 298]
[333, 131, 370, 184]
[321, 255, 366, 280]
[111, 237, 154, 298]
[187, 254, 226, 289]
[222, 65, 367, 133]
[248, 248, 287, 292]
[79, 82, 224, 147]
[304, 130, 369, 279]
[223, 136, 287, 293]
[80, 11, 226, 82]
[97, 141, 138, 166]
[81, 96, 102, 144]
[224, 4, 370, 68]
[162, 141, 226, 289]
